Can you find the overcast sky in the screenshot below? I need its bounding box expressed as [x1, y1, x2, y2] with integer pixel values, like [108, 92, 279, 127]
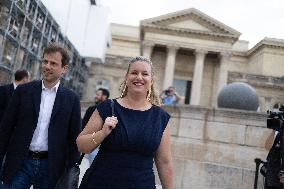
[97, 0, 284, 48]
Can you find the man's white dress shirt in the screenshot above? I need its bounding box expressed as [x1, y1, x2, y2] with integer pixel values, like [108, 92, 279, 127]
[29, 80, 60, 152]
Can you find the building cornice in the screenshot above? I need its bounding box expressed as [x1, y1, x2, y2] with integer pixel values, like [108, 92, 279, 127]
[142, 24, 239, 42]
[112, 35, 140, 42]
[247, 37, 284, 56]
[228, 71, 284, 90]
[142, 39, 234, 55]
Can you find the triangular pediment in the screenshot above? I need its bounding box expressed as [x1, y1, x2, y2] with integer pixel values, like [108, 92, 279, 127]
[141, 8, 241, 38]
[168, 19, 211, 32]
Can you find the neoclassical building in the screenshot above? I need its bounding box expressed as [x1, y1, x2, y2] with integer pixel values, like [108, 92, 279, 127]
[84, 8, 284, 112]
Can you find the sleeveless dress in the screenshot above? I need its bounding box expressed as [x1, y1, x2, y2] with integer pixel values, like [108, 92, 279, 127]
[83, 99, 170, 189]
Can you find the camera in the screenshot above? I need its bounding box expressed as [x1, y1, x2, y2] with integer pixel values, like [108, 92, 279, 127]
[165, 90, 171, 95]
[279, 170, 284, 177]
[267, 106, 284, 132]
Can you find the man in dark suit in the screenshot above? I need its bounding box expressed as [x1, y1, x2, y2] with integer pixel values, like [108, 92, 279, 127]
[0, 43, 81, 188]
[82, 88, 110, 128]
[82, 88, 109, 165]
[0, 69, 29, 122]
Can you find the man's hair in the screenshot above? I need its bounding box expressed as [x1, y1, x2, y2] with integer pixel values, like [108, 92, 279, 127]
[98, 88, 110, 98]
[14, 69, 29, 81]
[43, 43, 70, 66]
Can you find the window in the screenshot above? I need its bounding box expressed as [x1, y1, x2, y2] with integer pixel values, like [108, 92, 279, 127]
[28, 2, 36, 20]
[173, 79, 192, 104]
[44, 20, 51, 35]
[0, 6, 10, 29]
[2, 40, 17, 68]
[9, 17, 19, 38]
[96, 79, 109, 91]
[15, 0, 27, 11]
[36, 10, 44, 29]
[50, 27, 57, 42]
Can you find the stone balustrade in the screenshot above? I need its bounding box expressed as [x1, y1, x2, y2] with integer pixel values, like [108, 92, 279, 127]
[160, 105, 270, 189]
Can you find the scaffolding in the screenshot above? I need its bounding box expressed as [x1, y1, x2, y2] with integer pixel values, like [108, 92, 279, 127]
[0, 0, 88, 98]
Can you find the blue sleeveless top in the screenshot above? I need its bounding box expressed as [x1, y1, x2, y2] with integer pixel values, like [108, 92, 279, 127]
[85, 99, 170, 189]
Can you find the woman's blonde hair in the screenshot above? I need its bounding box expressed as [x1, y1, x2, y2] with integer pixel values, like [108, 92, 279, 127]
[119, 56, 161, 106]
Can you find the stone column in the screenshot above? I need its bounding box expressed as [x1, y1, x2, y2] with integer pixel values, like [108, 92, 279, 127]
[264, 97, 273, 111]
[211, 52, 231, 107]
[217, 52, 231, 94]
[142, 41, 154, 59]
[190, 49, 207, 105]
[259, 97, 266, 112]
[163, 46, 178, 90]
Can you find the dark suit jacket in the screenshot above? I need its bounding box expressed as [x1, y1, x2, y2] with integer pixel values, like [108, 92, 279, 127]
[0, 84, 14, 122]
[0, 80, 81, 187]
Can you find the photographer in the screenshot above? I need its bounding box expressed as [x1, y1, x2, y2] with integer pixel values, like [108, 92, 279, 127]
[264, 130, 282, 188]
[160, 86, 181, 105]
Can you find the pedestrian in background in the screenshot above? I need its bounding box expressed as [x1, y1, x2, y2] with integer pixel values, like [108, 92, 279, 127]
[160, 86, 181, 105]
[0, 69, 30, 122]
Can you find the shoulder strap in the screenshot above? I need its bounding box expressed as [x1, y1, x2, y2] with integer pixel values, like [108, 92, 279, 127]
[110, 99, 115, 117]
[273, 132, 280, 146]
[77, 153, 85, 166]
[77, 99, 115, 166]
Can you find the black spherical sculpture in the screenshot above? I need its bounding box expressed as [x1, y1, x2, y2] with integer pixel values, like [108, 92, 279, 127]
[217, 82, 259, 111]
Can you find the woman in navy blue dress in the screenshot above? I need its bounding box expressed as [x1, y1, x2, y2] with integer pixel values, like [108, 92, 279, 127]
[76, 56, 173, 189]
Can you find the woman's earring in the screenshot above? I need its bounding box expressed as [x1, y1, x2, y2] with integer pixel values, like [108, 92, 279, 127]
[147, 88, 151, 101]
[120, 84, 127, 98]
